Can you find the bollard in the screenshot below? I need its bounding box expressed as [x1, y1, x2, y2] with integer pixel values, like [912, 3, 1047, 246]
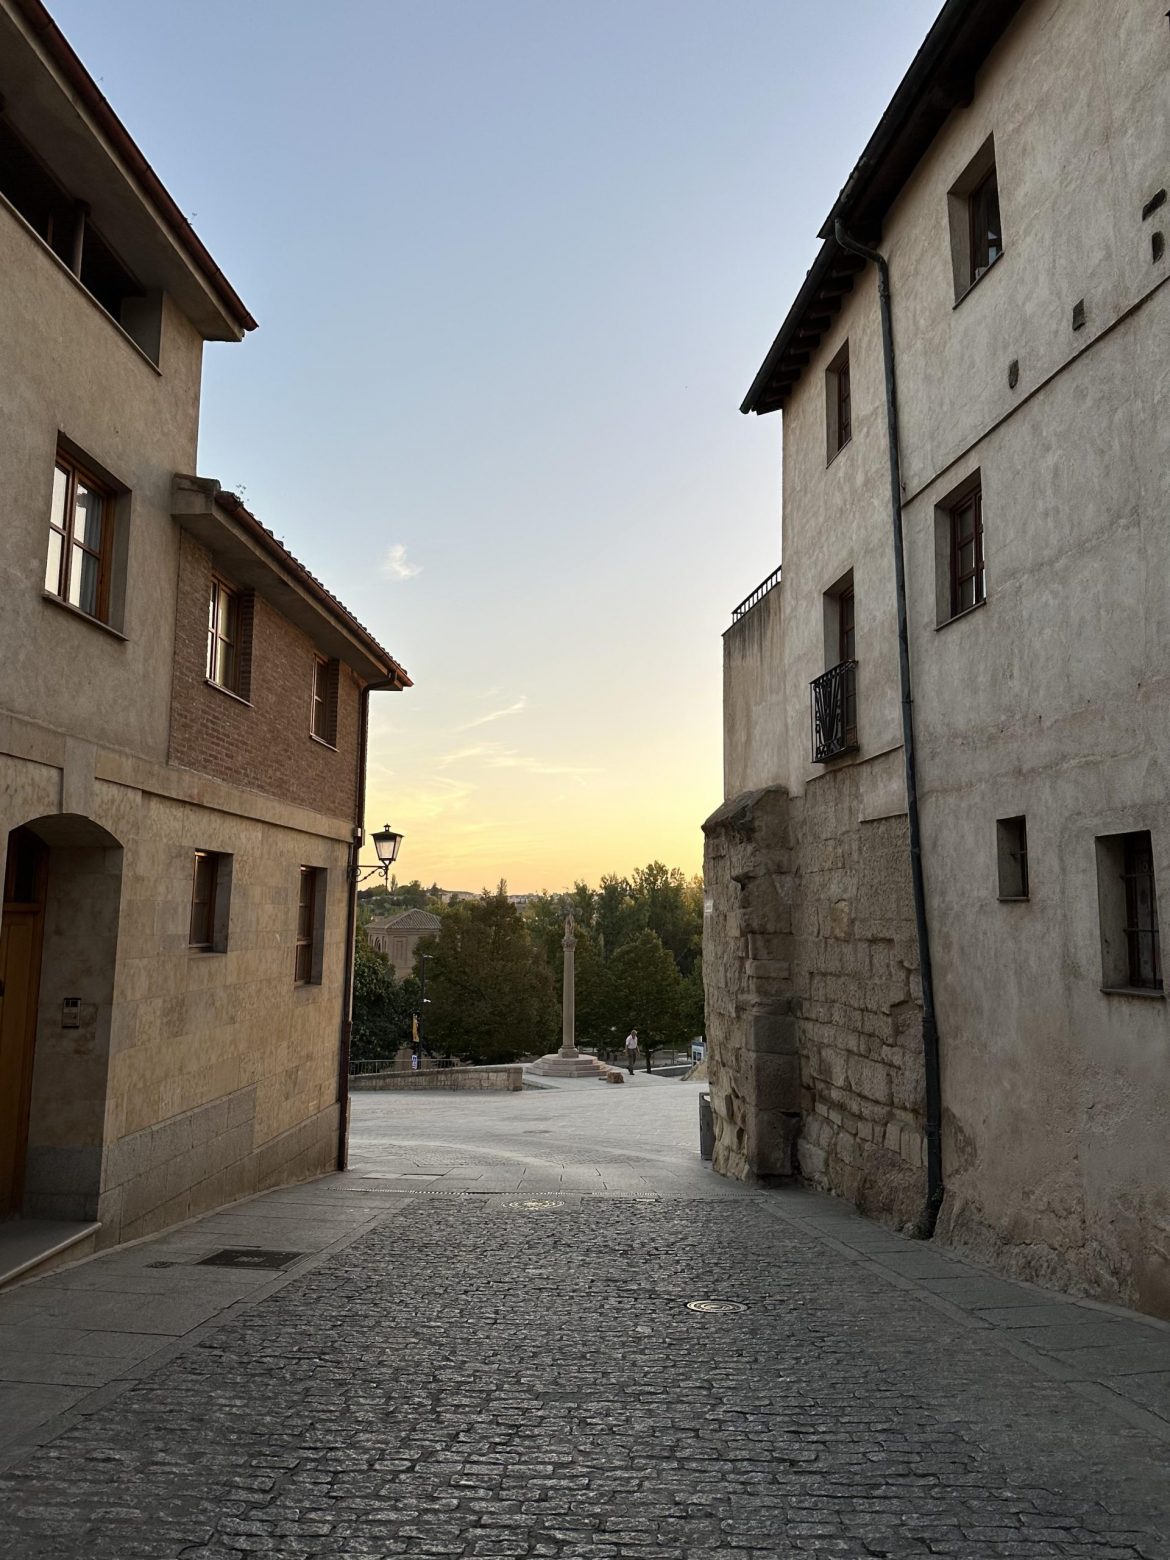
[698, 1091, 714, 1161]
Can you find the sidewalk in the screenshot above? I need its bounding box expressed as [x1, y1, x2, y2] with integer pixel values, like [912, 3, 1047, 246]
[0, 1084, 1167, 1557]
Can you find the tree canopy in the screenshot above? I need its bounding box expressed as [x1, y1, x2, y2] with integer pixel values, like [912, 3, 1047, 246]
[523, 863, 704, 1053]
[422, 883, 558, 1064]
[351, 925, 420, 1060]
[352, 863, 705, 1067]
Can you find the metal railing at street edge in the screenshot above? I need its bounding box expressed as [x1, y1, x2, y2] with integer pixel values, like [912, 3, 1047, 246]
[350, 1055, 457, 1076]
[731, 566, 781, 623]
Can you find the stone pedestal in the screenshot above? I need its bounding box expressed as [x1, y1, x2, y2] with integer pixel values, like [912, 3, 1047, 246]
[526, 913, 608, 1079]
[527, 1051, 608, 1078]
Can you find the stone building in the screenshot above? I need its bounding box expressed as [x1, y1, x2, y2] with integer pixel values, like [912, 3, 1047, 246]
[0, 0, 409, 1281]
[367, 909, 442, 980]
[705, 0, 1169, 1318]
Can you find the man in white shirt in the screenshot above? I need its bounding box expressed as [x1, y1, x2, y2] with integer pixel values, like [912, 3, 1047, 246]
[624, 1029, 638, 1075]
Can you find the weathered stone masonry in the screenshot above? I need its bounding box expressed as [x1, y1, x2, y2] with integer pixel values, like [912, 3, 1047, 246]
[704, 765, 927, 1229]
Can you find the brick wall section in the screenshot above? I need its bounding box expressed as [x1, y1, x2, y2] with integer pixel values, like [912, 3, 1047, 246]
[703, 766, 927, 1230]
[168, 534, 360, 821]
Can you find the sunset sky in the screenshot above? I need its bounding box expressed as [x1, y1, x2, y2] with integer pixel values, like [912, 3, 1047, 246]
[56, 0, 939, 892]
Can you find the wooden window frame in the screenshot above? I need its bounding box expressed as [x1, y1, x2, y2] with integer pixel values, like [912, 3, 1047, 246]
[310, 656, 339, 747]
[949, 486, 985, 618]
[968, 164, 1002, 282]
[206, 577, 241, 693]
[295, 866, 318, 984]
[189, 851, 219, 950]
[825, 341, 851, 461]
[996, 816, 1029, 900]
[46, 451, 115, 623]
[837, 584, 857, 748]
[835, 351, 851, 452]
[1122, 833, 1162, 991]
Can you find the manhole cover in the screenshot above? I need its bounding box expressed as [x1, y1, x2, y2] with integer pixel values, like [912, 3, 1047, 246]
[197, 1248, 305, 1271]
[507, 1198, 566, 1211]
[686, 1299, 748, 1315]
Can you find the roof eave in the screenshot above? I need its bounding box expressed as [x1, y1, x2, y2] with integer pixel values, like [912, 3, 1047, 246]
[171, 476, 411, 688]
[743, 0, 1029, 416]
[7, 0, 256, 336]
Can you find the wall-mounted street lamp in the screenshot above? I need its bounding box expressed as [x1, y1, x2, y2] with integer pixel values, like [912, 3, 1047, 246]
[352, 822, 404, 884]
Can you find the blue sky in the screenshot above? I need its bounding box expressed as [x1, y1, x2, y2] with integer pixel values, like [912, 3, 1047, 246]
[55, 0, 940, 889]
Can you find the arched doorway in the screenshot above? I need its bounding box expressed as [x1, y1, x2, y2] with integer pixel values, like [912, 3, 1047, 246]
[0, 828, 48, 1217]
[0, 815, 122, 1228]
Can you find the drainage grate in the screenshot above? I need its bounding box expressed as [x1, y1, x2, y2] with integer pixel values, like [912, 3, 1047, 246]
[197, 1248, 305, 1271]
[686, 1299, 748, 1315]
[507, 1198, 566, 1211]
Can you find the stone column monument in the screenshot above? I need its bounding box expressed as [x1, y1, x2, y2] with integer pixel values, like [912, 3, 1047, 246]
[527, 913, 607, 1078]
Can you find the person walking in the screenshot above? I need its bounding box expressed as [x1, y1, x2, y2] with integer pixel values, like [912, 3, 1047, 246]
[624, 1029, 638, 1076]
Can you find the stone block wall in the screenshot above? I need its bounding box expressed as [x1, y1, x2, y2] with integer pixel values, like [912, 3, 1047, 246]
[703, 765, 927, 1228]
[702, 787, 801, 1181]
[351, 1065, 523, 1093]
[791, 765, 925, 1228]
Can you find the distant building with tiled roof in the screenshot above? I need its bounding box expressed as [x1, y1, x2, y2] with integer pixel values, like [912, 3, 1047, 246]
[367, 910, 441, 978]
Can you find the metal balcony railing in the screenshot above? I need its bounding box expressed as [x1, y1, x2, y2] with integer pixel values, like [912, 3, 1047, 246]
[731, 567, 782, 623]
[811, 659, 859, 762]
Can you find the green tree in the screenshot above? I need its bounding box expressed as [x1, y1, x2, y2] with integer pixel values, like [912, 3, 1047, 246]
[351, 926, 420, 1060]
[425, 883, 558, 1064]
[524, 891, 571, 971]
[629, 862, 703, 975]
[678, 963, 706, 1044]
[595, 873, 639, 959]
[607, 929, 683, 1069]
[572, 925, 614, 1049]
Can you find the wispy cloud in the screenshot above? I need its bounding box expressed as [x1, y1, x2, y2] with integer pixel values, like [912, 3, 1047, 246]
[437, 741, 600, 786]
[437, 745, 495, 769]
[459, 695, 527, 730]
[381, 543, 422, 581]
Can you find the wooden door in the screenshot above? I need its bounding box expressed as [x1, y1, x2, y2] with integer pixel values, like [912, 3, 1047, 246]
[0, 829, 47, 1217]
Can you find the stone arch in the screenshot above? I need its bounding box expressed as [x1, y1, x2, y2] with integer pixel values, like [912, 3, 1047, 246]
[0, 813, 123, 1222]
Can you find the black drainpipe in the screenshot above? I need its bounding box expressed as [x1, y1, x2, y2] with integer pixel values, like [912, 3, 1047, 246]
[833, 219, 943, 1237]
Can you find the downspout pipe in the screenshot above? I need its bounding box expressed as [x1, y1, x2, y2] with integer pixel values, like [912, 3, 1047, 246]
[337, 676, 398, 1171]
[834, 220, 943, 1237]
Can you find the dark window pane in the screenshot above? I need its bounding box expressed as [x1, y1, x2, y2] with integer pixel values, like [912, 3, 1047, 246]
[73, 482, 103, 550]
[190, 853, 218, 947]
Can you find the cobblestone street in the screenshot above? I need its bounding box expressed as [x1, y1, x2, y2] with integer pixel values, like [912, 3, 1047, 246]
[1, 1079, 1168, 1558]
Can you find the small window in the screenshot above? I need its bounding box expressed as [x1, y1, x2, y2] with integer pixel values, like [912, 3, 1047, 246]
[950, 485, 985, 616]
[825, 341, 851, 460]
[46, 452, 115, 622]
[969, 166, 1002, 281]
[838, 584, 857, 747]
[1096, 831, 1162, 993]
[0, 119, 160, 361]
[934, 472, 985, 625]
[295, 866, 326, 984]
[206, 578, 253, 698]
[311, 656, 339, 746]
[948, 137, 1002, 299]
[189, 851, 231, 951]
[997, 817, 1029, 899]
[813, 572, 858, 762]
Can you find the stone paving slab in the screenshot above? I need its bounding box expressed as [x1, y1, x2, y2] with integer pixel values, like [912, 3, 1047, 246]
[0, 1083, 1165, 1558]
[0, 1191, 1166, 1560]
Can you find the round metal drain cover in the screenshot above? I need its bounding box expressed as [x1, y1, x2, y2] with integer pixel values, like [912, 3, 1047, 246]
[507, 1198, 566, 1211]
[686, 1299, 748, 1315]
